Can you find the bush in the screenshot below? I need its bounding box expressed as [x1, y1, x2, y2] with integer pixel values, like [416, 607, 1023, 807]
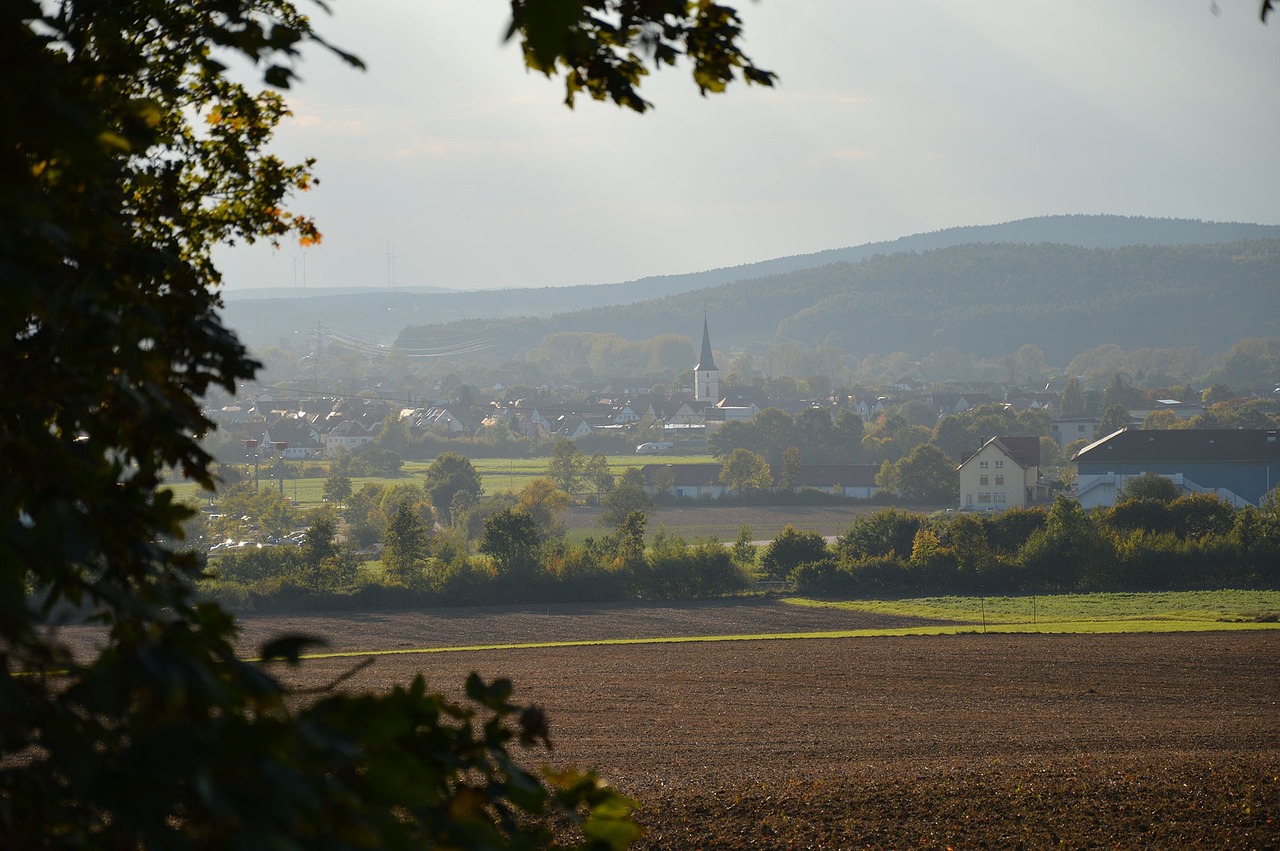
[760, 525, 830, 580]
[837, 509, 921, 560]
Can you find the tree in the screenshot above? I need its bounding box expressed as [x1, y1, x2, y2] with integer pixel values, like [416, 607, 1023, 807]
[549, 438, 585, 495]
[507, 1, 776, 112]
[349, 446, 404, 477]
[423, 451, 483, 525]
[516, 477, 573, 535]
[323, 472, 353, 504]
[383, 501, 428, 584]
[720, 448, 773, 495]
[760, 526, 829, 580]
[838, 509, 922, 560]
[731, 525, 758, 569]
[1021, 495, 1114, 590]
[1060, 377, 1087, 418]
[1098, 403, 1133, 437]
[1118, 472, 1180, 504]
[585, 451, 615, 501]
[602, 468, 653, 529]
[1142, 409, 1184, 430]
[6, 0, 683, 844]
[480, 508, 545, 576]
[1103, 373, 1146, 410]
[303, 507, 357, 591]
[778, 446, 803, 492]
[877, 444, 959, 504]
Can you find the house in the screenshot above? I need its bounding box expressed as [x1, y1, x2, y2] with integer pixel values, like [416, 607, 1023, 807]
[405, 406, 471, 435]
[260, 419, 323, 459]
[1051, 417, 1100, 449]
[639, 462, 882, 501]
[931, 393, 992, 415]
[549, 416, 596, 440]
[324, 420, 377, 457]
[793, 464, 881, 499]
[641, 463, 726, 500]
[957, 436, 1042, 510]
[1073, 428, 1280, 509]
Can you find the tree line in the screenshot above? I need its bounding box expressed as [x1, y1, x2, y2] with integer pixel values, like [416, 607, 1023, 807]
[206, 470, 1280, 613]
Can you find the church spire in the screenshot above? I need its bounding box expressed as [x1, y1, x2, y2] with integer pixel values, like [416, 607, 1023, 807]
[695, 314, 717, 371]
[694, 315, 719, 405]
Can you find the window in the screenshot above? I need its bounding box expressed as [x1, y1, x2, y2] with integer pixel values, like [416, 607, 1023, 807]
[979, 460, 989, 469]
[995, 475, 1004, 485]
[1078, 424, 1086, 432]
[979, 475, 988, 486]
[995, 460, 1004, 468]
[994, 492, 1007, 504]
[977, 492, 992, 504]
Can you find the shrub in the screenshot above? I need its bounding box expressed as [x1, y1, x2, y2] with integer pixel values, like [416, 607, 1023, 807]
[760, 525, 830, 580]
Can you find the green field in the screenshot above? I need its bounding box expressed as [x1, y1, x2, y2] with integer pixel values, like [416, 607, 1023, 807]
[787, 589, 1280, 634]
[171, 454, 714, 511]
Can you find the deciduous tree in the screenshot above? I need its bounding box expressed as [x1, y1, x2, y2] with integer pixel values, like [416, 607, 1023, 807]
[480, 508, 545, 575]
[760, 526, 829, 580]
[602, 468, 653, 529]
[877, 444, 959, 504]
[720, 448, 773, 495]
[423, 451, 483, 524]
[7, 0, 749, 842]
[549, 438, 586, 494]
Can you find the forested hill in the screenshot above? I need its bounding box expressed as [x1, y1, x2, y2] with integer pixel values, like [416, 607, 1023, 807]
[223, 215, 1276, 349]
[394, 238, 1280, 364]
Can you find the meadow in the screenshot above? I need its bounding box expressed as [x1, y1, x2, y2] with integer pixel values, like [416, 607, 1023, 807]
[171, 453, 714, 511]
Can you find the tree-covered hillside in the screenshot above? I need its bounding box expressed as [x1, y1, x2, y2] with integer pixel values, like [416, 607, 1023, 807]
[396, 238, 1280, 364]
[224, 215, 1278, 350]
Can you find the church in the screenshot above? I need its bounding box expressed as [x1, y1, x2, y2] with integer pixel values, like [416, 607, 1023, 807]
[693, 315, 719, 406]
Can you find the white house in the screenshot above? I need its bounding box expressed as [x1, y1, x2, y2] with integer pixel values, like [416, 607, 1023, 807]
[324, 420, 376, 457]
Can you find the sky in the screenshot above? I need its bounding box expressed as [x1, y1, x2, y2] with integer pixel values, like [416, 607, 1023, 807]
[213, 0, 1280, 292]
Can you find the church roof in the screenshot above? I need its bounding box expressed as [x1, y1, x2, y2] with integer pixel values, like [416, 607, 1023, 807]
[695, 316, 717, 371]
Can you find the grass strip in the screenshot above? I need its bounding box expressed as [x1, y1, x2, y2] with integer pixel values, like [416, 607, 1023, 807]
[278, 618, 1280, 662]
[784, 589, 1280, 625]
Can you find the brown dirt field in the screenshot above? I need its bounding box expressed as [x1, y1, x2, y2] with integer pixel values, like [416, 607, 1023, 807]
[232, 602, 1280, 849]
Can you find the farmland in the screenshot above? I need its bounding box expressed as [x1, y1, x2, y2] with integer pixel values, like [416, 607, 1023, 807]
[210, 599, 1280, 848]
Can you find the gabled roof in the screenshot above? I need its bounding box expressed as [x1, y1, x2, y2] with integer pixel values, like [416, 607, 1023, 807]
[959, 435, 1040, 470]
[326, 420, 373, 438]
[794, 464, 879, 488]
[1073, 428, 1280, 464]
[641, 463, 722, 487]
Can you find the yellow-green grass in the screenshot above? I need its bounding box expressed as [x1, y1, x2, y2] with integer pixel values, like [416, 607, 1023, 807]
[786, 589, 1280, 629]
[470, 455, 716, 495]
[256, 590, 1280, 662]
[278, 617, 1279, 662]
[170, 454, 716, 511]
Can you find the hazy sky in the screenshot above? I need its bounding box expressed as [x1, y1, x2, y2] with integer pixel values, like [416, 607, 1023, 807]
[214, 1, 1279, 292]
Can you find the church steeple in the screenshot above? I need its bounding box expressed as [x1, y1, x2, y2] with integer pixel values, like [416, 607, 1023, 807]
[695, 315, 717, 371]
[694, 315, 719, 405]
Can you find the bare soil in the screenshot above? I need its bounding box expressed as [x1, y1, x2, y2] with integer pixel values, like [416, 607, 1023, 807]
[233, 601, 1280, 849]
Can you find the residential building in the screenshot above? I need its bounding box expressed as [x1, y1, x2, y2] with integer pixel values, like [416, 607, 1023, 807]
[957, 436, 1042, 509]
[324, 420, 377, 457]
[1051, 417, 1099, 449]
[1073, 428, 1280, 509]
[639, 463, 881, 501]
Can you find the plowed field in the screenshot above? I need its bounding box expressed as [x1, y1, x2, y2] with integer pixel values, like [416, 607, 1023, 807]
[237, 600, 1280, 848]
